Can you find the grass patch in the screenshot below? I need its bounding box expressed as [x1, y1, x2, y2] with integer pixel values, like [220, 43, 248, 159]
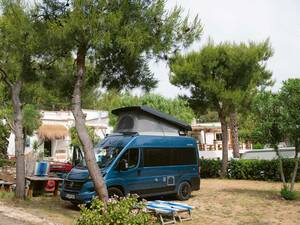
[0, 194, 79, 225]
[280, 186, 299, 200]
[0, 191, 15, 199]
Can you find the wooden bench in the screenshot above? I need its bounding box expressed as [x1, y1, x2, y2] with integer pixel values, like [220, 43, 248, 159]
[25, 176, 63, 197]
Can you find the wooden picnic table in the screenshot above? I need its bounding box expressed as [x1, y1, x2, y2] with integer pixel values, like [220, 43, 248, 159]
[25, 176, 63, 197]
[0, 180, 15, 192]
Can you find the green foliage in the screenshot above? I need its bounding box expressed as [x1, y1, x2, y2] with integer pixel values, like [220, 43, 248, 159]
[200, 159, 300, 181]
[251, 92, 285, 147]
[0, 191, 14, 199]
[0, 121, 9, 159]
[252, 143, 263, 149]
[279, 79, 300, 149]
[76, 196, 155, 225]
[200, 159, 222, 178]
[0, 0, 43, 84]
[197, 111, 219, 123]
[228, 159, 300, 181]
[0, 158, 15, 167]
[169, 40, 273, 116]
[229, 159, 277, 180]
[70, 127, 101, 147]
[22, 104, 41, 136]
[280, 186, 298, 200]
[39, 0, 202, 92]
[97, 92, 195, 128]
[248, 79, 299, 148]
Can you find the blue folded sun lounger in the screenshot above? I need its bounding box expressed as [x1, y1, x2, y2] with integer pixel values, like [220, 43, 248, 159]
[146, 202, 177, 224]
[146, 201, 193, 224]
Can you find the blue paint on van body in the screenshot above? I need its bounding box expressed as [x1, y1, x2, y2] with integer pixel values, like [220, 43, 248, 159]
[60, 134, 200, 204]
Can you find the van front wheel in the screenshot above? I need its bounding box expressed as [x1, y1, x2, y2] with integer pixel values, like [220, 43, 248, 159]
[176, 181, 191, 201]
[108, 187, 124, 198]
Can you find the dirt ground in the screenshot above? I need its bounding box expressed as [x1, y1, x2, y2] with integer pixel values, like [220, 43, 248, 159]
[185, 179, 300, 225]
[0, 179, 299, 225]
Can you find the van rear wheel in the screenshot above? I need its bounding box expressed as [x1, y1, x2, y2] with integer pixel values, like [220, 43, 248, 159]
[176, 181, 191, 201]
[108, 187, 124, 198]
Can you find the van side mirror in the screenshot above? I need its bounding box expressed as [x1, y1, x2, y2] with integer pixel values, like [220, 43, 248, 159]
[118, 159, 128, 171]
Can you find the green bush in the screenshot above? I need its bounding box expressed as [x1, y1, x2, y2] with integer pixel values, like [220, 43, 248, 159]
[200, 159, 300, 182]
[252, 143, 263, 149]
[0, 159, 15, 167]
[280, 186, 298, 200]
[76, 195, 155, 225]
[200, 159, 222, 178]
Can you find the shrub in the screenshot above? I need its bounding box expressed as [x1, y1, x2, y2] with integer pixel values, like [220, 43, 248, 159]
[200, 158, 300, 182]
[76, 195, 155, 225]
[0, 159, 15, 167]
[200, 159, 222, 178]
[280, 186, 298, 200]
[252, 143, 263, 149]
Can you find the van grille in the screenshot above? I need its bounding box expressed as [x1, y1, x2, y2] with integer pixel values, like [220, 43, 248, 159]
[64, 180, 84, 190]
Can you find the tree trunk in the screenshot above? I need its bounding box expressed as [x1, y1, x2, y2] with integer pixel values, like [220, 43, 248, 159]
[219, 111, 229, 178]
[274, 145, 286, 187]
[12, 81, 26, 199]
[72, 46, 108, 203]
[230, 111, 240, 158]
[290, 139, 299, 191]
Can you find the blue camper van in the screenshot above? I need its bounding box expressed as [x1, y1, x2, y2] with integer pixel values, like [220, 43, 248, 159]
[60, 106, 200, 204]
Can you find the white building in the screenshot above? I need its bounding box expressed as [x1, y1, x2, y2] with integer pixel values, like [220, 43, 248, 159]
[190, 120, 252, 151]
[7, 109, 111, 162]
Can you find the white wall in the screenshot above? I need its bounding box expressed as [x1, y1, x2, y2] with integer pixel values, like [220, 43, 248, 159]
[199, 148, 297, 160]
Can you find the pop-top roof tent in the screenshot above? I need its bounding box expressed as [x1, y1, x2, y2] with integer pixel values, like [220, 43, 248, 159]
[112, 105, 192, 136]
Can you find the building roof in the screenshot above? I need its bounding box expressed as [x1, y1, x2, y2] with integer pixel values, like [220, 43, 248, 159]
[38, 124, 69, 140]
[112, 105, 192, 131]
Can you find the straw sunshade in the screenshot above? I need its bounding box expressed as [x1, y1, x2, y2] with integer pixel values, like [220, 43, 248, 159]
[38, 124, 69, 140]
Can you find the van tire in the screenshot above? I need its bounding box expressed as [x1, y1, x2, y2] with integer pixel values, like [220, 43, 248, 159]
[71, 202, 79, 207]
[176, 181, 191, 201]
[108, 187, 124, 198]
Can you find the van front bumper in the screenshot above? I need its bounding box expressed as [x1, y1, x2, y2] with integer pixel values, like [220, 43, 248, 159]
[60, 189, 96, 204]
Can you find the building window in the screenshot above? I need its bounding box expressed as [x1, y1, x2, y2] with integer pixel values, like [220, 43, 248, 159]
[216, 133, 223, 141]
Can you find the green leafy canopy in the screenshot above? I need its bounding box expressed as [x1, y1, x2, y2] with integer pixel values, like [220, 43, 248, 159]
[169, 40, 273, 115]
[97, 91, 195, 128]
[38, 0, 203, 91]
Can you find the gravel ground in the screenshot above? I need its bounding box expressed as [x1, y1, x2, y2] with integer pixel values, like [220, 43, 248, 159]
[0, 202, 56, 225]
[0, 214, 32, 225]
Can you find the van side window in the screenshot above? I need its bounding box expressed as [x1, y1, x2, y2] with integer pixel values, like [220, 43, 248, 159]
[119, 148, 139, 169]
[143, 148, 196, 167]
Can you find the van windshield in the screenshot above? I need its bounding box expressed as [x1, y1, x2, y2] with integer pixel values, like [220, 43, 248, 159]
[94, 146, 122, 168]
[76, 135, 132, 169]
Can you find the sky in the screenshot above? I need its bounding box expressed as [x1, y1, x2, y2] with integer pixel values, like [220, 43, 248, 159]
[149, 0, 300, 98]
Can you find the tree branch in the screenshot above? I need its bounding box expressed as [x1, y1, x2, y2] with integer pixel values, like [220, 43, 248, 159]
[4, 115, 15, 133]
[0, 67, 13, 87]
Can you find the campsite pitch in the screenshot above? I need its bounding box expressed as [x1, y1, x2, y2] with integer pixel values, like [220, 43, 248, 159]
[0, 179, 299, 225]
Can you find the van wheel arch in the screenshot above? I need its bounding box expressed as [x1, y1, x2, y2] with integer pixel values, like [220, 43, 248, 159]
[108, 186, 124, 198]
[176, 181, 192, 201]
